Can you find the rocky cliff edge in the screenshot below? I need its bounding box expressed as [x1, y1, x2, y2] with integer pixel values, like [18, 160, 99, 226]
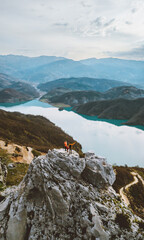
[0, 149, 143, 240]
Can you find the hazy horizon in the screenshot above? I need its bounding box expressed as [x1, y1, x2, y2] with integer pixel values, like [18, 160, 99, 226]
[0, 53, 144, 62]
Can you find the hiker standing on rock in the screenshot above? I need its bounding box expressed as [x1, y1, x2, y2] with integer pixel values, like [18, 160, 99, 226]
[64, 141, 69, 152]
[64, 141, 76, 153]
[69, 142, 76, 153]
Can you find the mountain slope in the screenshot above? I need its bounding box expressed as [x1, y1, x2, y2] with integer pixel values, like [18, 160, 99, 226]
[42, 90, 102, 106]
[80, 57, 144, 85]
[103, 86, 144, 99]
[0, 88, 33, 103]
[41, 86, 144, 107]
[0, 55, 65, 79]
[19, 59, 92, 82]
[73, 98, 144, 125]
[38, 77, 130, 92]
[0, 109, 82, 153]
[0, 73, 39, 102]
[113, 166, 144, 219]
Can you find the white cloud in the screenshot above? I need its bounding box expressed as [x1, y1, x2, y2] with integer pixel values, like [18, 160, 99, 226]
[0, 0, 144, 60]
[107, 42, 144, 60]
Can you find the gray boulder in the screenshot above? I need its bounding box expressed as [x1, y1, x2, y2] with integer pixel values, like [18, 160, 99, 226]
[82, 153, 116, 188]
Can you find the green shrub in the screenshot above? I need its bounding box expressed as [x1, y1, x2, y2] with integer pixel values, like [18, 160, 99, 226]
[128, 181, 144, 219]
[15, 146, 21, 152]
[0, 182, 4, 191]
[113, 166, 133, 193]
[115, 213, 131, 230]
[32, 149, 41, 157]
[138, 220, 144, 229]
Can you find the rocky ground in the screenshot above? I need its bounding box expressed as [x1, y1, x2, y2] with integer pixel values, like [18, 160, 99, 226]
[0, 149, 144, 240]
[0, 140, 34, 164]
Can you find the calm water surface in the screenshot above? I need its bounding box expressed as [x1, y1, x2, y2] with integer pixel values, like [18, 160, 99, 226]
[0, 100, 144, 167]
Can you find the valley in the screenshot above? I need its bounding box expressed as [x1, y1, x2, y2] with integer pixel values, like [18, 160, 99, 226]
[0, 55, 144, 240]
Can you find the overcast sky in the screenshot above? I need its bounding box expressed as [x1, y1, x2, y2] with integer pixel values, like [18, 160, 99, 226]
[0, 0, 144, 60]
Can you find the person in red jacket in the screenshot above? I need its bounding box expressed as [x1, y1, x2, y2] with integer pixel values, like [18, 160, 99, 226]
[64, 141, 69, 152]
[64, 141, 76, 153]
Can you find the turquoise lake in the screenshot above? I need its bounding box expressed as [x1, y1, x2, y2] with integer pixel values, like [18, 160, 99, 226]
[0, 100, 144, 167]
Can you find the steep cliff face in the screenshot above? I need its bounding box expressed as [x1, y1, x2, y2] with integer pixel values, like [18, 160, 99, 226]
[0, 149, 143, 240]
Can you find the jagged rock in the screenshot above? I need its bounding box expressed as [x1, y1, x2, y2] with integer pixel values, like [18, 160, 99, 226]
[0, 149, 143, 240]
[82, 153, 116, 188]
[6, 208, 27, 240]
[47, 148, 85, 179]
[95, 202, 109, 213]
[7, 163, 15, 169]
[0, 162, 3, 184]
[0, 161, 7, 188]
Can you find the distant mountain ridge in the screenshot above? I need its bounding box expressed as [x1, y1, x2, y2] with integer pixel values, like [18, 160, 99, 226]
[40, 86, 144, 107]
[0, 55, 144, 86]
[0, 88, 33, 103]
[0, 73, 39, 103]
[38, 77, 131, 93]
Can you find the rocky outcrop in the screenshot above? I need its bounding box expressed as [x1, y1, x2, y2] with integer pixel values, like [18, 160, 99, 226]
[0, 149, 143, 239]
[82, 152, 115, 188]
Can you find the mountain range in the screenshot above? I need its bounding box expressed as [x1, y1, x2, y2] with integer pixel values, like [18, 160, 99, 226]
[40, 86, 144, 107]
[0, 55, 144, 86]
[38, 77, 131, 93]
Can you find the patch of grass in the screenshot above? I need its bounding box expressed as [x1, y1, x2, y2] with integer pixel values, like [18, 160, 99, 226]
[0, 148, 29, 187]
[32, 149, 41, 157]
[132, 167, 144, 179]
[128, 180, 144, 219]
[6, 162, 29, 186]
[115, 213, 131, 230]
[0, 148, 11, 165]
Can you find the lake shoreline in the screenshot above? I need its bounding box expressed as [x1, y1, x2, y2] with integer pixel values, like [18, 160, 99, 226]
[0, 99, 144, 167]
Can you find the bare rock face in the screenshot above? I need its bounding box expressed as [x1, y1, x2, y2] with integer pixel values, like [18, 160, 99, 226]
[0, 161, 7, 189]
[82, 152, 116, 188]
[0, 149, 143, 240]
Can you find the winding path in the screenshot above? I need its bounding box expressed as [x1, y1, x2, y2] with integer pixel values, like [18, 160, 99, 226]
[119, 171, 144, 206]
